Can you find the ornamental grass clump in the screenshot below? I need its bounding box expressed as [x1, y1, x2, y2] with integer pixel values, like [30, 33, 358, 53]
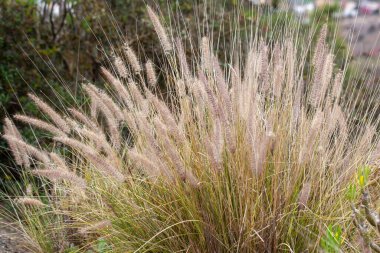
[1, 6, 380, 253]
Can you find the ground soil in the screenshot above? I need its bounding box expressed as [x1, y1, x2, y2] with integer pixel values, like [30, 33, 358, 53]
[339, 15, 380, 57]
[0, 217, 30, 253]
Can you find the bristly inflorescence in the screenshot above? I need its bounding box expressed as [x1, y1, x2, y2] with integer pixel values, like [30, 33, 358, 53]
[3, 5, 378, 183]
[2, 6, 380, 252]
[3, 9, 378, 192]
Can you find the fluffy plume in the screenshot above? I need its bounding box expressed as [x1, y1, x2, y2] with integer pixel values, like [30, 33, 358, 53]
[204, 139, 222, 171]
[253, 131, 275, 175]
[316, 53, 334, 107]
[84, 151, 125, 182]
[53, 136, 95, 155]
[135, 111, 156, 144]
[285, 40, 295, 91]
[114, 56, 129, 78]
[87, 85, 124, 121]
[211, 119, 224, 168]
[176, 38, 191, 78]
[68, 108, 99, 130]
[331, 70, 343, 101]
[145, 60, 157, 87]
[312, 24, 327, 67]
[150, 95, 186, 144]
[272, 43, 284, 98]
[100, 67, 134, 109]
[309, 26, 330, 108]
[124, 45, 142, 74]
[212, 55, 232, 121]
[3, 118, 29, 166]
[327, 104, 347, 138]
[153, 117, 199, 187]
[76, 128, 117, 161]
[176, 79, 186, 99]
[2, 134, 50, 165]
[32, 169, 86, 189]
[78, 220, 111, 235]
[128, 149, 162, 177]
[3, 117, 22, 139]
[292, 81, 303, 130]
[147, 6, 172, 53]
[15, 197, 45, 207]
[28, 93, 70, 133]
[14, 114, 66, 137]
[201, 37, 212, 72]
[83, 84, 121, 148]
[259, 43, 270, 93]
[189, 79, 208, 110]
[123, 111, 138, 134]
[298, 110, 324, 164]
[49, 152, 68, 170]
[128, 80, 149, 113]
[298, 182, 311, 210]
[54, 137, 125, 182]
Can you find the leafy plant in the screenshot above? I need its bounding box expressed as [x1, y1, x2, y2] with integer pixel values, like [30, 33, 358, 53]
[358, 165, 372, 188]
[321, 224, 343, 253]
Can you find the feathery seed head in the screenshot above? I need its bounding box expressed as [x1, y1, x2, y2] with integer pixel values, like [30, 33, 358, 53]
[78, 220, 111, 235]
[298, 182, 311, 210]
[145, 60, 157, 87]
[3, 134, 50, 165]
[15, 197, 45, 207]
[32, 169, 87, 189]
[147, 6, 172, 53]
[3, 117, 27, 166]
[124, 45, 142, 74]
[28, 93, 70, 133]
[14, 114, 67, 137]
[113, 56, 129, 78]
[176, 38, 191, 78]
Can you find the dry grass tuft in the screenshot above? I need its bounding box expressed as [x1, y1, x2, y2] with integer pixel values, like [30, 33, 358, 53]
[1, 5, 380, 253]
